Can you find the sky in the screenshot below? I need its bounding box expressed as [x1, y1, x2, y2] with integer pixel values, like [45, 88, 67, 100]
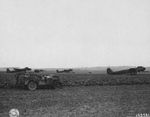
[0, 0, 150, 68]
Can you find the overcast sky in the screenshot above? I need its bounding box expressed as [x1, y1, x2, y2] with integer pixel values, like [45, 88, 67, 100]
[0, 0, 150, 68]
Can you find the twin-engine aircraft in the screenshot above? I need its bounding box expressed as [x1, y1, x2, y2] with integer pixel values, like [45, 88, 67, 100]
[56, 69, 73, 73]
[6, 67, 31, 73]
[107, 66, 146, 75]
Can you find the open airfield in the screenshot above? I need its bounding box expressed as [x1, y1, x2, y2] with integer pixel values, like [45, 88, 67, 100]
[0, 67, 150, 117]
[0, 85, 150, 117]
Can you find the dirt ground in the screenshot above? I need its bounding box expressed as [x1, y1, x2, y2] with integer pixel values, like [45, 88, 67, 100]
[0, 84, 150, 117]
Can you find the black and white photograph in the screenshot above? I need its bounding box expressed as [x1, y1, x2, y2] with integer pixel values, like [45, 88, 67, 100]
[0, 0, 150, 117]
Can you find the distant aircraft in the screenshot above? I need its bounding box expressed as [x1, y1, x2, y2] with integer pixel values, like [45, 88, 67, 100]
[56, 69, 73, 73]
[107, 66, 146, 75]
[6, 67, 31, 73]
[34, 69, 44, 73]
[136, 66, 146, 72]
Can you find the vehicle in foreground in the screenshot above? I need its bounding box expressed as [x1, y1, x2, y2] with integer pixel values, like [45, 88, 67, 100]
[15, 72, 62, 91]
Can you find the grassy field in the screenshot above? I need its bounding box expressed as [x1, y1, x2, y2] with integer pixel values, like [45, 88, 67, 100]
[0, 85, 150, 117]
[57, 74, 150, 86]
[1, 72, 150, 87]
[0, 73, 150, 117]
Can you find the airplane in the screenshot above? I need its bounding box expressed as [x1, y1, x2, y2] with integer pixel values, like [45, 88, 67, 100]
[107, 66, 146, 75]
[6, 67, 31, 73]
[136, 66, 146, 72]
[56, 69, 73, 73]
[34, 69, 44, 73]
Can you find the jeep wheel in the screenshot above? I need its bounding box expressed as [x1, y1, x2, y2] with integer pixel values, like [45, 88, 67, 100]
[27, 81, 37, 91]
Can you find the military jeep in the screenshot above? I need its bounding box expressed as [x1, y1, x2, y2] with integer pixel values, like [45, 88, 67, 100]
[15, 72, 62, 91]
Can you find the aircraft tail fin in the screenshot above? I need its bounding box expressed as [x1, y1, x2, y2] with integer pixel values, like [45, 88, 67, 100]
[6, 68, 10, 73]
[107, 68, 113, 74]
